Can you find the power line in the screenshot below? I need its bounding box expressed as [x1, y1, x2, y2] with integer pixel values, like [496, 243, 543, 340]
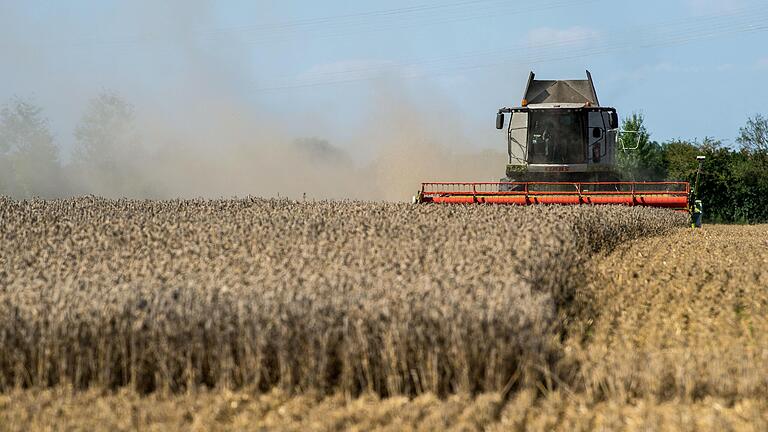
[251, 9, 768, 91]
[269, 4, 768, 84]
[230, 0, 595, 46]
[20, 0, 582, 49]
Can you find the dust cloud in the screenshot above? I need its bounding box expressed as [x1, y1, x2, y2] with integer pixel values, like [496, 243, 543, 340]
[120, 85, 506, 201]
[0, 1, 506, 201]
[365, 86, 506, 201]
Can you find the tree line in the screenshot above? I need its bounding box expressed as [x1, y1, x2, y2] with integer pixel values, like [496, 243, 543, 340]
[618, 113, 768, 223]
[0, 93, 153, 198]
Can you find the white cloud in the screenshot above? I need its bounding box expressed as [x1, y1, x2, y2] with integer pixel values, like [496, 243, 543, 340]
[526, 26, 601, 48]
[652, 63, 704, 74]
[610, 62, 736, 82]
[685, 0, 746, 15]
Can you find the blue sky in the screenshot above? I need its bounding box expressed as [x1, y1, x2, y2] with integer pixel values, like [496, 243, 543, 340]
[1, 0, 767, 161]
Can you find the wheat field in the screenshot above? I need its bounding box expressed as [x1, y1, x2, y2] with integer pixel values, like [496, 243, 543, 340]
[3, 199, 766, 430]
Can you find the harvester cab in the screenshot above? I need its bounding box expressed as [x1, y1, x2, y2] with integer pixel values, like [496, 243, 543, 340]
[495, 70, 622, 184]
[415, 71, 690, 211]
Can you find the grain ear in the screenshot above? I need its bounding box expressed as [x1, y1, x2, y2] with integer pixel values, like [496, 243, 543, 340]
[0, 199, 685, 395]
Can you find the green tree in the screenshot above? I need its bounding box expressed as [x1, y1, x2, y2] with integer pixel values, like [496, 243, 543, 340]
[661, 139, 698, 181]
[616, 113, 665, 180]
[732, 114, 768, 222]
[73, 92, 145, 196]
[693, 139, 736, 223]
[636, 115, 768, 224]
[0, 97, 61, 197]
[736, 114, 768, 153]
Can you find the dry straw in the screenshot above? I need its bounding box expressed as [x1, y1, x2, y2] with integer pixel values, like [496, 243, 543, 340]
[0, 198, 685, 395]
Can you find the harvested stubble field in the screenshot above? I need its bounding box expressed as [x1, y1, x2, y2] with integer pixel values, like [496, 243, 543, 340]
[2, 199, 766, 430]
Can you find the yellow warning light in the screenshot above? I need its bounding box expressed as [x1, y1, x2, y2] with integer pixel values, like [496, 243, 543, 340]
[521, 99, 528, 107]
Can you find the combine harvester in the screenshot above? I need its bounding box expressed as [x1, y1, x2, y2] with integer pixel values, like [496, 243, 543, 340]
[414, 71, 690, 211]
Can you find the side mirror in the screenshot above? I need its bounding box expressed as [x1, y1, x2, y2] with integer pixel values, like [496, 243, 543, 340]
[619, 130, 641, 150]
[592, 128, 602, 138]
[609, 112, 619, 129]
[496, 112, 505, 130]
